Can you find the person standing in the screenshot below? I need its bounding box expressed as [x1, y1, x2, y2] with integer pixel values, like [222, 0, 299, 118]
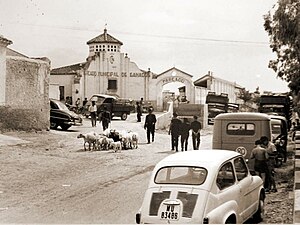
[191, 115, 202, 150]
[88, 101, 97, 127]
[100, 106, 111, 131]
[82, 97, 88, 107]
[250, 139, 269, 188]
[260, 136, 277, 192]
[136, 101, 142, 122]
[168, 112, 182, 152]
[144, 108, 157, 144]
[180, 118, 191, 151]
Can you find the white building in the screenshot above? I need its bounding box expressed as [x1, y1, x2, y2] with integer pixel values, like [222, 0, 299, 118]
[50, 29, 242, 112]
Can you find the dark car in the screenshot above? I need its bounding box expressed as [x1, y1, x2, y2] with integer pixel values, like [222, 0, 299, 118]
[50, 99, 83, 130]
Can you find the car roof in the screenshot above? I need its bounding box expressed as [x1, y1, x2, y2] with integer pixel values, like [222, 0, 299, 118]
[90, 94, 117, 100]
[155, 150, 240, 169]
[215, 112, 270, 121]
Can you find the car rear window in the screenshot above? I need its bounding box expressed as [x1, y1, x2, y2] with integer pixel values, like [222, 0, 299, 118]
[226, 123, 255, 136]
[154, 166, 207, 185]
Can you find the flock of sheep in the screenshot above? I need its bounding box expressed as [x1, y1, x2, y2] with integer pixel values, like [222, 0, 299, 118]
[77, 129, 139, 152]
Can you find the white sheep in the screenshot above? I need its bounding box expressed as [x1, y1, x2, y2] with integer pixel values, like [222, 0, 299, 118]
[77, 132, 99, 151]
[96, 136, 109, 150]
[121, 133, 132, 149]
[111, 141, 122, 152]
[130, 131, 139, 149]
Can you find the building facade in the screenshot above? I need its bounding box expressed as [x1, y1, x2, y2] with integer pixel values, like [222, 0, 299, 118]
[50, 29, 242, 113]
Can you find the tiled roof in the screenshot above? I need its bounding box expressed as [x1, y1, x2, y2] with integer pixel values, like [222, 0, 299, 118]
[51, 62, 86, 75]
[87, 28, 123, 45]
[0, 35, 12, 46]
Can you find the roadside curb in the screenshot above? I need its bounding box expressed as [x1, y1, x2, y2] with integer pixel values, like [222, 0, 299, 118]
[294, 131, 300, 223]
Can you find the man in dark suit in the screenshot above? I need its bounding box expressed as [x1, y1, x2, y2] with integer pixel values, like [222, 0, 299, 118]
[144, 108, 157, 144]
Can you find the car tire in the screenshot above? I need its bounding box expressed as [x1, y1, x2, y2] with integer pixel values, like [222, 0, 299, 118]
[50, 121, 58, 130]
[253, 193, 264, 223]
[61, 124, 71, 131]
[121, 113, 127, 120]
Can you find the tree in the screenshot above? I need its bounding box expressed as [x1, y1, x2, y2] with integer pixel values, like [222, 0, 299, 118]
[264, 0, 299, 96]
[238, 88, 252, 103]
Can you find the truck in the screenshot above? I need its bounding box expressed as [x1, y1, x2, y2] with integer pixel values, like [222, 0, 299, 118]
[85, 94, 135, 120]
[205, 92, 229, 125]
[258, 94, 292, 129]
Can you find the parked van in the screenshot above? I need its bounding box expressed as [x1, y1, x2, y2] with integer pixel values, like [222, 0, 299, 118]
[212, 112, 272, 170]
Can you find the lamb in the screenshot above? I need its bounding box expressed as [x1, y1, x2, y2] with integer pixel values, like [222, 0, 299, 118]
[121, 133, 132, 149]
[130, 131, 139, 149]
[96, 136, 109, 151]
[110, 141, 122, 152]
[77, 132, 99, 151]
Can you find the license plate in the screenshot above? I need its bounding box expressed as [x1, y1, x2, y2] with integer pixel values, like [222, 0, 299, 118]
[160, 204, 180, 221]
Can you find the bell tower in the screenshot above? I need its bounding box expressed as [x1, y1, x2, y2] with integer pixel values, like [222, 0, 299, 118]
[87, 28, 123, 57]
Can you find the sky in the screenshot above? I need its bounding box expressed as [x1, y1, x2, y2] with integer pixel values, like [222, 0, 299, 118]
[0, 0, 289, 93]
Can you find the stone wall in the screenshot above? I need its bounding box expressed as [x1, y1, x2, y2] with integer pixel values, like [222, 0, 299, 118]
[0, 56, 50, 130]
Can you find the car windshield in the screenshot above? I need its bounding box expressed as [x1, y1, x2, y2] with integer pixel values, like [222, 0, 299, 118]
[55, 101, 69, 110]
[154, 166, 207, 185]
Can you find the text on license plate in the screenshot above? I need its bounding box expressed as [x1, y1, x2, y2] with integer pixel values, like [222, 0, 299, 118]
[160, 205, 180, 220]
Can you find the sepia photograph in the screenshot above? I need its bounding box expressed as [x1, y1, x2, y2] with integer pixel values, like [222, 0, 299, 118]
[0, 0, 298, 223]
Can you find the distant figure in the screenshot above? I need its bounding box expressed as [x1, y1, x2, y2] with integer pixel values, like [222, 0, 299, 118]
[168, 112, 182, 152]
[191, 115, 202, 150]
[180, 118, 191, 151]
[88, 101, 97, 127]
[144, 108, 157, 144]
[82, 97, 88, 107]
[75, 98, 80, 108]
[140, 97, 144, 106]
[136, 101, 142, 122]
[100, 106, 111, 131]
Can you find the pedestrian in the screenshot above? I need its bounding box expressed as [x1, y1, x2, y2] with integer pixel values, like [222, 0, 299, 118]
[100, 106, 111, 131]
[180, 118, 191, 151]
[82, 97, 88, 107]
[88, 101, 97, 127]
[136, 101, 142, 122]
[191, 115, 202, 150]
[250, 139, 269, 189]
[140, 97, 144, 106]
[260, 136, 277, 192]
[144, 108, 157, 144]
[75, 98, 80, 108]
[168, 112, 182, 152]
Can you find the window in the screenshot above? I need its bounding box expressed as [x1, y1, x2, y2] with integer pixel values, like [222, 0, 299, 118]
[227, 123, 255, 136]
[108, 79, 117, 90]
[155, 166, 207, 185]
[233, 157, 248, 181]
[216, 162, 235, 190]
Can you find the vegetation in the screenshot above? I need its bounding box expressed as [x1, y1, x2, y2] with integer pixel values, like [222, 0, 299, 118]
[264, 0, 299, 96]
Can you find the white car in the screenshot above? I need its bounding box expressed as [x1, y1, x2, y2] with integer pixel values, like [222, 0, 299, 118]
[136, 150, 265, 224]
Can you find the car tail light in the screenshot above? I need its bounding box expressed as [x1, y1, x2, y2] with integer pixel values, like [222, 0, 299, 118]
[203, 217, 209, 224]
[136, 212, 141, 224]
[177, 192, 198, 218]
[149, 191, 171, 216]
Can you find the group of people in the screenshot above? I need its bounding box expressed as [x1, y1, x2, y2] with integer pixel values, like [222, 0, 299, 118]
[250, 136, 277, 193]
[169, 112, 202, 151]
[88, 101, 111, 131]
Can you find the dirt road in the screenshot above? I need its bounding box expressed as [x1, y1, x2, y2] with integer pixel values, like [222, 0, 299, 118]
[0, 114, 293, 223]
[0, 115, 212, 223]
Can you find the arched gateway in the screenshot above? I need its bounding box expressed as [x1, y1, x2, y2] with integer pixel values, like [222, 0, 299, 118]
[152, 67, 195, 111]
